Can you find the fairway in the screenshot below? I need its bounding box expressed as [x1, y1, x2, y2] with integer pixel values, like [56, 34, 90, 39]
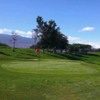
[2, 60, 97, 74]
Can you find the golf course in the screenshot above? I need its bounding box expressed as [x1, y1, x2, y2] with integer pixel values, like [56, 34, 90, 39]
[0, 48, 100, 100]
[1, 0, 100, 99]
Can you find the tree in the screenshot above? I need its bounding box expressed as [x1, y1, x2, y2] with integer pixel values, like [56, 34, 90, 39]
[79, 44, 92, 54]
[68, 44, 78, 54]
[68, 44, 92, 54]
[56, 33, 68, 52]
[32, 29, 40, 48]
[35, 16, 68, 52]
[11, 31, 17, 52]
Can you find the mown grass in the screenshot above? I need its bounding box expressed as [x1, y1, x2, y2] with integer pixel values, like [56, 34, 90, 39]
[2, 60, 99, 74]
[0, 48, 100, 100]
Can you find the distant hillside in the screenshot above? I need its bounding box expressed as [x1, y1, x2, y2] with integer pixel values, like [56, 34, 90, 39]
[0, 34, 34, 48]
[0, 42, 10, 48]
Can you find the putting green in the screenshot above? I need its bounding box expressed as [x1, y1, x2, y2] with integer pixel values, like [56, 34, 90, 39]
[2, 60, 97, 74]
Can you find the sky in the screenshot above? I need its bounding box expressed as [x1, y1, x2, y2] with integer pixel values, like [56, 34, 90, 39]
[0, 0, 100, 48]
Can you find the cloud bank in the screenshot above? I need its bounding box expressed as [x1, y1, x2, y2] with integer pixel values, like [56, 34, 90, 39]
[68, 36, 100, 48]
[15, 30, 32, 38]
[0, 28, 32, 38]
[0, 28, 12, 34]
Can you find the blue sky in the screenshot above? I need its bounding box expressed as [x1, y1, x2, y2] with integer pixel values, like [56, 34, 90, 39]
[0, 0, 100, 48]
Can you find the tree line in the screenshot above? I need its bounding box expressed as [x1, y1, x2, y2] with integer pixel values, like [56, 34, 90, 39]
[31, 16, 92, 54]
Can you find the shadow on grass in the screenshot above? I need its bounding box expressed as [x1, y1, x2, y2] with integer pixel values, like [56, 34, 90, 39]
[56, 53, 84, 60]
[46, 53, 68, 59]
[0, 51, 10, 56]
[46, 52, 85, 60]
[46, 52, 100, 65]
[86, 53, 100, 57]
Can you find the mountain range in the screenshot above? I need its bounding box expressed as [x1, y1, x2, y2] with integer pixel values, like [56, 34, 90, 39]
[0, 34, 34, 48]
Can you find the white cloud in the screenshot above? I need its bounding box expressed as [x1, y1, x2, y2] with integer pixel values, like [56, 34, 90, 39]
[15, 30, 32, 38]
[0, 28, 32, 38]
[0, 28, 12, 34]
[79, 26, 95, 32]
[77, 41, 100, 48]
[68, 36, 80, 41]
[68, 35, 100, 48]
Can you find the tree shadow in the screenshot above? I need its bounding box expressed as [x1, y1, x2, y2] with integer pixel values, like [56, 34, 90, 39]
[46, 52, 85, 60]
[86, 53, 100, 57]
[46, 52, 100, 65]
[56, 53, 84, 60]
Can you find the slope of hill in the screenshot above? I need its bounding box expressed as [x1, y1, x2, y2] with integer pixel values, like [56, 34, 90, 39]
[0, 47, 100, 65]
[0, 42, 10, 48]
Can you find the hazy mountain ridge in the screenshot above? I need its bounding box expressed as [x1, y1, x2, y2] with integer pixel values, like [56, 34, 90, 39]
[0, 34, 34, 48]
